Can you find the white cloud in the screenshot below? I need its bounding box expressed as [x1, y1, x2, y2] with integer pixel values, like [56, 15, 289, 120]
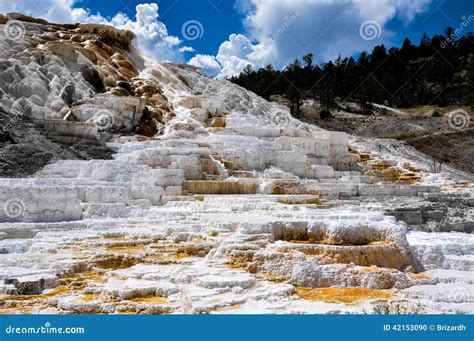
[0, 1, 192, 63]
[245, 0, 432, 63]
[179, 46, 195, 53]
[189, 54, 221, 77]
[189, 34, 276, 78]
[111, 3, 188, 62]
[216, 34, 275, 78]
[201, 0, 433, 77]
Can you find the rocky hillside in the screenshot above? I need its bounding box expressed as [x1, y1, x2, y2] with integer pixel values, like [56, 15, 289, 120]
[0, 12, 173, 176]
[298, 102, 474, 174]
[0, 110, 114, 177]
[0, 15, 472, 315]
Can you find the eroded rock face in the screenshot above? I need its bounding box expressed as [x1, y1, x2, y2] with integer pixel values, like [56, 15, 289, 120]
[0, 13, 173, 138]
[0, 110, 115, 177]
[0, 15, 472, 315]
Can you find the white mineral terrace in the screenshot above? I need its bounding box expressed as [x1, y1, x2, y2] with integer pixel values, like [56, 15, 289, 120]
[0, 19, 472, 315]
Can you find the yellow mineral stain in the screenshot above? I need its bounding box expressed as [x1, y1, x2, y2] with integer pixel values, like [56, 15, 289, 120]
[276, 247, 296, 253]
[295, 287, 392, 305]
[368, 240, 391, 246]
[94, 257, 139, 270]
[166, 252, 192, 260]
[350, 149, 420, 184]
[288, 239, 312, 244]
[148, 244, 199, 261]
[255, 273, 287, 283]
[360, 266, 382, 273]
[277, 198, 321, 205]
[191, 236, 207, 243]
[0, 304, 39, 314]
[129, 296, 167, 304]
[150, 243, 180, 251]
[194, 195, 205, 201]
[73, 293, 103, 302]
[271, 184, 284, 195]
[116, 310, 138, 315]
[408, 273, 431, 280]
[176, 245, 208, 257]
[105, 244, 146, 254]
[401, 163, 421, 173]
[224, 263, 244, 269]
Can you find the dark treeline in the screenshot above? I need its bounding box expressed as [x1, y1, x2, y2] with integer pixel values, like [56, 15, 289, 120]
[230, 28, 474, 117]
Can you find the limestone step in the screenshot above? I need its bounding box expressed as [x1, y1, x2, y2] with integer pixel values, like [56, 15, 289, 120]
[426, 269, 474, 284]
[0, 185, 82, 223]
[129, 199, 153, 208]
[183, 179, 259, 195]
[81, 203, 130, 219]
[357, 184, 440, 197]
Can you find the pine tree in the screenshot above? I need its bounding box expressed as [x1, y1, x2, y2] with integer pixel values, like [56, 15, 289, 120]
[303, 53, 314, 69]
[229, 29, 473, 111]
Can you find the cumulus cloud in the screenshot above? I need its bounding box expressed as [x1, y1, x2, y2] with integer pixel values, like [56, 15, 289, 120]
[216, 34, 275, 78]
[189, 54, 222, 77]
[0, 1, 192, 63]
[189, 34, 276, 78]
[200, 0, 433, 77]
[111, 3, 188, 62]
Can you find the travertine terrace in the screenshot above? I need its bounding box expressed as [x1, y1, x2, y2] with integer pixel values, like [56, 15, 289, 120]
[0, 14, 472, 314]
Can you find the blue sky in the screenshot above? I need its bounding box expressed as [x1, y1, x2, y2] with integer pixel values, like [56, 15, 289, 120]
[82, 0, 245, 57]
[1, 0, 473, 77]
